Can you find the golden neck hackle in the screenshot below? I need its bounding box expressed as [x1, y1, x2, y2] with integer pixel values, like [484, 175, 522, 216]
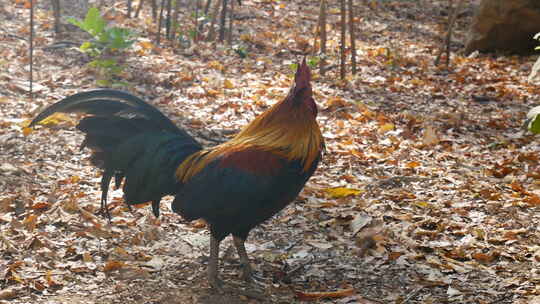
[176, 98, 323, 183]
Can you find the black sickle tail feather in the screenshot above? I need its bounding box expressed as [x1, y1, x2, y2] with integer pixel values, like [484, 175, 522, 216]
[30, 89, 181, 133]
[31, 89, 202, 218]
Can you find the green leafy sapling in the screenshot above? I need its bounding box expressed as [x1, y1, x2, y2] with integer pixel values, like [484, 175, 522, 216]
[525, 33, 540, 133]
[68, 7, 134, 87]
[528, 33, 540, 83]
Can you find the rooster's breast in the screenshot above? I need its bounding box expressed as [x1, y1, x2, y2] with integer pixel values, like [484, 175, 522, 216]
[171, 149, 320, 240]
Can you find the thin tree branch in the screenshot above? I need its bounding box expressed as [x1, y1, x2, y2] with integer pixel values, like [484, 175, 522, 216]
[348, 0, 356, 74]
[319, 0, 327, 77]
[156, 0, 166, 44]
[127, 0, 132, 17]
[29, 0, 34, 101]
[339, 0, 346, 79]
[51, 0, 61, 35]
[435, 0, 464, 67]
[219, 0, 228, 42]
[208, 0, 222, 41]
[227, 0, 234, 44]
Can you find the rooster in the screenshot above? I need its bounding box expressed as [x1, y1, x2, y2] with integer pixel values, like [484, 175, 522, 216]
[30, 59, 324, 290]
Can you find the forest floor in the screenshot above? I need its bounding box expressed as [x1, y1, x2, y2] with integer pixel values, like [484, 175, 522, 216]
[1, 0, 540, 303]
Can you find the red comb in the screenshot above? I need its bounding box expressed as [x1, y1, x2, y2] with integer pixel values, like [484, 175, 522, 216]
[294, 57, 311, 89]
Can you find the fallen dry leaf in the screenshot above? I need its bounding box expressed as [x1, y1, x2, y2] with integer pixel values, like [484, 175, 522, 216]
[103, 260, 125, 272]
[295, 288, 355, 301]
[324, 187, 363, 198]
[0, 288, 18, 300]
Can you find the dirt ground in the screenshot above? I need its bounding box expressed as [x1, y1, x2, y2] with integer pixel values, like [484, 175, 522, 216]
[1, 0, 540, 303]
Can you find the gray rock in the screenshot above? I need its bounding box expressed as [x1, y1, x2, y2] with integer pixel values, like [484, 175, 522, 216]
[465, 0, 540, 54]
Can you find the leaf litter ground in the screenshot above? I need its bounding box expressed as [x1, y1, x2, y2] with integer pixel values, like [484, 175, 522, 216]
[1, 1, 540, 303]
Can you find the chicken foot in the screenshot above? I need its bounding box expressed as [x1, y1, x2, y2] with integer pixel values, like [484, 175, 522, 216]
[208, 235, 266, 300]
[208, 236, 224, 291]
[233, 235, 253, 282]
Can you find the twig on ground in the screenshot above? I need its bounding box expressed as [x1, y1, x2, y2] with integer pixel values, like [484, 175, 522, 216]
[403, 287, 423, 304]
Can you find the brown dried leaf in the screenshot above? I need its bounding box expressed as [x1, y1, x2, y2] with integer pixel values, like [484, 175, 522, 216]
[471, 251, 498, 264]
[350, 213, 372, 236]
[26, 236, 45, 250]
[46, 270, 62, 288]
[82, 252, 93, 263]
[422, 125, 439, 147]
[113, 247, 132, 260]
[0, 288, 18, 300]
[23, 214, 38, 232]
[0, 197, 14, 213]
[103, 260, 125, 272]
[378, 123, 394, 134]
[524, 194, 540, 206]
[191, 219, 207, 229]
[295, 288, 355, 301]
[30, 202, 50, 211]
[32, 280, 46, 291]
[406, 161, 421, 169]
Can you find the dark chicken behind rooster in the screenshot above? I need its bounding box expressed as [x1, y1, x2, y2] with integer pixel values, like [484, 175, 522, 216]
[30, 59, 324, 289]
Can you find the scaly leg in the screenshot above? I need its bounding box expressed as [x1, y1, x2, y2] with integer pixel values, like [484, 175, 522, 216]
[208, 236, 265, 300]
[208, 236, 224, 291]
[233, 235, 253, 282]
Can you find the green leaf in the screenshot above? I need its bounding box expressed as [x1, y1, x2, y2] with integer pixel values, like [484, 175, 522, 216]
[525, 106, 540, 134]
[289, 63, 298, 72]
[79, 41, 93, 51]
[96, 79, 111, 87]
[188, 29, 197, 40]
[110, 66, 123, 75]
[530, 118, 540, 134]
[83, 7, 106, 37]
[307, 56, 320, 68]
[528, 56, 540, 82]
[67, 7, 106, 38]
[105, 27, 134, 49]
[101, 59, 117, 68]
[233, 46, 247, 58]
[67, 17, 84, 29]
[88, 60, 98, 68]
[89, 59, 117, 69]
[111, 81, 130, 89]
